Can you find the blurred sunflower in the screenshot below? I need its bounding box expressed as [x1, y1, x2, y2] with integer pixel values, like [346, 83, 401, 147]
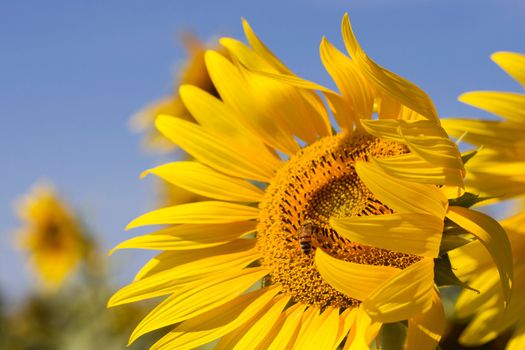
[130, 34, 223, 153]
[110, 14, 512, 349]
[442, 51, 525, 202]
[451, 211, 525, 349]
[130, 34, 212, 207]
[15, 184, 90, 290]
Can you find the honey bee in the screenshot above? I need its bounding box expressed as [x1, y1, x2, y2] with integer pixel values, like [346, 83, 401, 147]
[298, 221, 315, 255]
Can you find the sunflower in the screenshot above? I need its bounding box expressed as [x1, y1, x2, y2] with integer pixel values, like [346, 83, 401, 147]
[450, 211, 525, 349]
[130, 34, 212, 206]
[110, 14, 513, 349]
[442, 51, 525, 202]
[130, 34, 223, 153]
[15, 183, 90, 289]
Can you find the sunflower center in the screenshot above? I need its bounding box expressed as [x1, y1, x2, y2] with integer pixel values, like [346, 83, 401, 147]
[257, 132, 421, 309]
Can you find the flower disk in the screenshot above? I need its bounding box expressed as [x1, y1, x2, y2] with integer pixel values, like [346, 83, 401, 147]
[258, 132, 421, 309]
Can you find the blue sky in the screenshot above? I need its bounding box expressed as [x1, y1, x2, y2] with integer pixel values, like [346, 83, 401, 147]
[1, 0, 524, 299]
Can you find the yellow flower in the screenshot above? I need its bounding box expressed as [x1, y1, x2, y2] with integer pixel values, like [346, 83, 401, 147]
[110, 14, 512, 349]
[451, 211, 525, 349]
[442, 51, 525, 348]
[442, 52, 525, 202]
[129, 34, 223, 153]
[15, 184, 90, 289]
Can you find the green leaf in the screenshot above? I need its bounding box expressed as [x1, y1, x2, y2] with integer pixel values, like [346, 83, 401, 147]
[448, 192, 492, 208]
[439, 234, 474, 254]
[461, 149, 478, 165]
[441, 219, 474, 253]
[439, 218, 476, 255]
[434, 254, 478, 293]
[442, 220, 469, 236]
[381, 322, 408, 350]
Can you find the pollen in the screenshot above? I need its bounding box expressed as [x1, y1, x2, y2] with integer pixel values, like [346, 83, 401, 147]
[257, 132, 421, 309]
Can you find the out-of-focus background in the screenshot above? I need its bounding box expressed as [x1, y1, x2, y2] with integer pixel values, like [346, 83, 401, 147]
[0, 0, 524, 348]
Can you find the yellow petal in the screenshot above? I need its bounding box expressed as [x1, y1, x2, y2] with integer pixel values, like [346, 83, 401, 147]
[376, 93, 401, 119]
[360, 119, 464, 186]
[491, 51, 525, 87]
[458, 264, 525, 341]
[231, 64, 349, 133]
[315, 248, 399, 301]
[295, 307, 340, 350]
[179, 84, 282, 169]
[334, 308, 358, 349]
[221, 36, 329, 143]
[502, 211, 525, 232]
[459, 91, 525, 124]
[356, 161, 448, 218]
[330, 213, 442, 257]
[465, 172, 525, 202]
[459, 307, 501, 345]
[110, 221, 256, 253]
[361, 119, 446, 142]
[300, 89, 333, 138]
[341, 13, 438, 122]
[459, 266, 525, 345]
[402, 135, 464, 176]
[246, 78, 325, 144]
[215, 294, 291, 350]
[454, 268, 500, 319]
[220, 37, 277, 72]
[143, 161, 264, 203]
[242, 19, 293, 75]
[508, 322, 525, 350]
[360, 119, 405, 142]
[441, 184, 465, 200]
[398, 104, 428, 121]
[150, 286, 281, 350]
[292, 306, 320, 349]
[221, 38, 331, 142]
[129, 267, 269, 344]
[446, 206, 513, 306]
[441, 118, 525, 149]
[230, 33, 330, 138]
[156, 115, 276, 182]
[363, 257, 435, 323]
[240, 66, 333, 93]
[126, 201, 259, 229]
[108, 240, 259, 306]
[239, 65, 325, 145]
[449, 240, 492, 281]
[133, 238, 256, 281]
[407, 289, 446, 350]
[376, 94, 429, 121]
[320, 37, 374, 122]
[326, 91, 356, 132]
[255, 303, 307, 350]
[205, 50, 300, 155]
[372, 154, 464, 186]
[344, 306, 382, 350]
[467, 157, 525, 176]
[312, 307, 342, 350]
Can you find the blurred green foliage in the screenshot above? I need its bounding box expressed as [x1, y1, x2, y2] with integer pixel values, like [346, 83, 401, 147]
[0, 273, 160, 350]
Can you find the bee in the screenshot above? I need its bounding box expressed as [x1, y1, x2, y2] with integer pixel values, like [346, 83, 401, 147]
[298, 221, 315, 255]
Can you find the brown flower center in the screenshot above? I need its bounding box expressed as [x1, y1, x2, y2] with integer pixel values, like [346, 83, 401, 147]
[257, 132, 421, 308]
